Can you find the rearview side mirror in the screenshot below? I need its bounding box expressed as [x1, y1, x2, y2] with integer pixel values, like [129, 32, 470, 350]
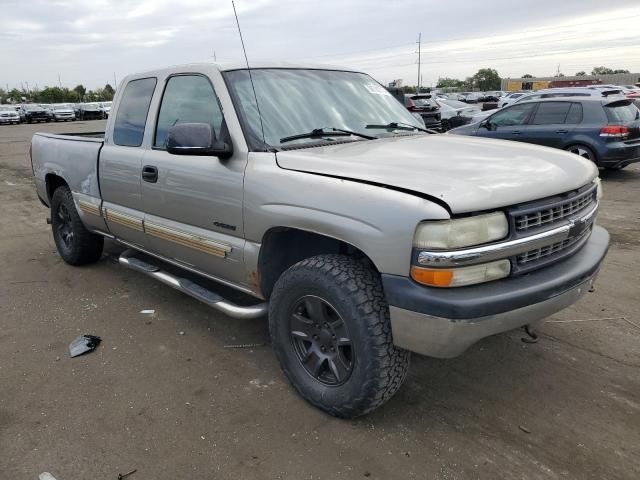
[166, 123, 233, 159]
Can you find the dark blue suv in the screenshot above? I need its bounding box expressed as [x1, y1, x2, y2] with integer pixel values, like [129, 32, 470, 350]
[449, 98, 640, 170]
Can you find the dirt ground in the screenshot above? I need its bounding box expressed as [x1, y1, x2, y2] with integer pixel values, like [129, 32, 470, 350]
[1, 120, 638, 480]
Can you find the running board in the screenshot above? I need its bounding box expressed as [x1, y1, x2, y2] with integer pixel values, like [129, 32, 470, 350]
[118, 249, 268, 319]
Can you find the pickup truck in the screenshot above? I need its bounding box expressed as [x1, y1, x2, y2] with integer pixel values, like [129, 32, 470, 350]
[31, 63, 609, 418]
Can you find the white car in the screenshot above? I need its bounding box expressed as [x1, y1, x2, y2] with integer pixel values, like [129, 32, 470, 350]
[99, 102, 112, 119]
[437, 99, 483, 131]
[499, 92, 530, 108]
[512, 88, 625, 105]
[51, 103, 76, 122]
[0, 105, 21, 124]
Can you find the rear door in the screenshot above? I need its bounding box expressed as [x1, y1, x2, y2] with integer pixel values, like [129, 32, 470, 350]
[99, 77, 157, 248]
[476, 102, 536, 142]
[521, 101, 580, 148]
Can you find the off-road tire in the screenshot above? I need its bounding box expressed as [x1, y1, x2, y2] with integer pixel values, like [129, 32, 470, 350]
[269, 254, 410, 418]
[51, 186, 103, 265]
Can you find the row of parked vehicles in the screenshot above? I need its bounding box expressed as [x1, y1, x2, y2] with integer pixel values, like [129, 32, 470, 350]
[391, 85, 640, 170]
[0, 101, 112, 125]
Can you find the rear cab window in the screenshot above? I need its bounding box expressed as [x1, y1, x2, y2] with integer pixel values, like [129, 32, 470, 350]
[113, 77, 157, 147]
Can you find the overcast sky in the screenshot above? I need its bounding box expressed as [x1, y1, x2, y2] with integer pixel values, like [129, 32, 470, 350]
[1, 0, 640, 91]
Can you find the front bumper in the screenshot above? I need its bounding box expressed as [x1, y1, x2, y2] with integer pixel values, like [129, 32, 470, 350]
[0, 117, 19, 123]
[383, 225, 609, 358]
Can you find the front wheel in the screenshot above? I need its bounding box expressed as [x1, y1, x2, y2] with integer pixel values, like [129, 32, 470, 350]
[269, 254, 410, 418]
[51, 186, 104, 265]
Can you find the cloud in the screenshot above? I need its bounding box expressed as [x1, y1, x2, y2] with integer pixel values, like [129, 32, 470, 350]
[1, 0, 639, 90]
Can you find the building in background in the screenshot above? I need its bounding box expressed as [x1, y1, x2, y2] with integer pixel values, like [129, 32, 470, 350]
[502, 73, 640, 91]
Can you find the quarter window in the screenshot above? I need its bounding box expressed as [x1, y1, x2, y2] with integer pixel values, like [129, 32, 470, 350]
[113, 77, 157, 147]
[154, 75, 223, 148]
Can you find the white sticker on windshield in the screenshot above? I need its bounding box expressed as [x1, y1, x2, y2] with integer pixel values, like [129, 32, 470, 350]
[364, 83, 391, 96]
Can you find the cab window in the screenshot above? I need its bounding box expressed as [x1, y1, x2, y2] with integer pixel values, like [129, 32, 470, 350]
[154, 75, 224, 148]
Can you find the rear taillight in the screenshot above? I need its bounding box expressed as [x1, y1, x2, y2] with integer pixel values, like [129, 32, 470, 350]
[600, 125, 629, 138]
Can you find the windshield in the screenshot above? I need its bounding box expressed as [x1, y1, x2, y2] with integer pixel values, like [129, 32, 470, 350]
[224, 69, 423, 150]
[54, 104, 72, 109]
[25, 105, 43, 111]
[605, 103, 640, 123]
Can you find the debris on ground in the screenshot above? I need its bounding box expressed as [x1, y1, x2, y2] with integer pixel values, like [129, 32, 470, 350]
[68, 334, 102, 357]
[39, 473, 57, 480]
[519, 425, 532, 434]
[117, 469, 137, 480]
[223, 343, 266, 349]
[140, 309, 155, 314]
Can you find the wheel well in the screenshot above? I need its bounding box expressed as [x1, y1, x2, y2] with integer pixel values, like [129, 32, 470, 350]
[564, 143, 598, 161]
[258, 228, 376, 299]
[45, 174, 69, 203]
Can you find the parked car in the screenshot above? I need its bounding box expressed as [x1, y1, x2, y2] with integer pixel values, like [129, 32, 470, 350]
[99, 101, 112, 119]
[78, 102, 102, 120]
[512, 88, 620, 105]
[437, 99, 482, 131]
[500, 92, 530, 108]
[449, 97, 640, 170]
[31, 63, 608, 417]
[13, 105, 26, 122]
[40, 104, 55, 121]
[23, 104, 50, 123]
[404, 94, 442, 130]
[0, 105, 21, 124]
[51, 103, 77, 122]
[458, 92, 482, 103]
[477, 92, 500, 102]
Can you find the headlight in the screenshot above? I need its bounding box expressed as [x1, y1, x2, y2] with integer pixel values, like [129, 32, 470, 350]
[413, 212, 508, 250]
[411, 260, 511, 288]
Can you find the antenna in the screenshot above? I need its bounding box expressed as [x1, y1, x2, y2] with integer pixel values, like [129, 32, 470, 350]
[231, 0, 267, 151]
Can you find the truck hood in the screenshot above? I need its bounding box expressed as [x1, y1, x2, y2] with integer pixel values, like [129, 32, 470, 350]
[275, 134, 598, 213]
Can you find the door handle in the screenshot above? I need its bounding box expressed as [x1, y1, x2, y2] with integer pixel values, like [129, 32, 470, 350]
[142, 165, 158, 183]
[555, 129, 568, 134]
[511, 130, 521, 135]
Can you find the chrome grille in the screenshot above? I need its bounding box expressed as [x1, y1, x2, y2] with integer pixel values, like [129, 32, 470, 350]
[517, 226, 592, 265]
[515, 187, 596, 232]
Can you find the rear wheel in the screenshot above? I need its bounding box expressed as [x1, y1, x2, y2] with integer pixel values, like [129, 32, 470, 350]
[51, 186, 104, 265]
[565, 144, 597, 163]
[269, 254, 410, 418]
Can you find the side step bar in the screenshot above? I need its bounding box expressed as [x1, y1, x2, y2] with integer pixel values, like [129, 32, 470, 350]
[118, 249, 268, 319]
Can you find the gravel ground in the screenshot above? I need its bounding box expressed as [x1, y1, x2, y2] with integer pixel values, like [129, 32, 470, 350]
[0, 120, 638, 480]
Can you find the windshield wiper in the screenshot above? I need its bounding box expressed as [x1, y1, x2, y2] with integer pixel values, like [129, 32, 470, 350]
[365, 121, 437, 134]
[280, 127, 377, 144]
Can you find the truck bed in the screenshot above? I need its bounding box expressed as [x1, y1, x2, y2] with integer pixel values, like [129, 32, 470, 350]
[31, 131, 106, 205]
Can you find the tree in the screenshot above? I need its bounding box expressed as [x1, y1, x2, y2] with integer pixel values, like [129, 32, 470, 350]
[522, 74, 534, 78]
[469, 68, 501, 91]
[591, 66, 630, 75]
[102, 84, 115, 100]
[575, 71, 586, 76]
[436, 77, 464, 88]
[73, 84, 86, 100]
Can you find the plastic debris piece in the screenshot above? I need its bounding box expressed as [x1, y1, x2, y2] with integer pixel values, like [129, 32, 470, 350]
[69, 334, 102, 357]
[140, 309, 155, 314]
[519, 425, 531, 434]
[117, 469, 137, 480]
[39, 473, 57, 480]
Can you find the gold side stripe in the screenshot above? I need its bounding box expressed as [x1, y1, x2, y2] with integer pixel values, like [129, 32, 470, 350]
[78, 200, 102, 217]
[105, 209, 144, 232]
[145, 222, 231, 258]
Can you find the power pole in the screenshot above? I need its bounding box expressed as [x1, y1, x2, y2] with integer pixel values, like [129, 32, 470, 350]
[213, 51, 217, 62]
[416, 33, 421, 93]
[555, 64, 561, 77]
[58, 73, 62, 88]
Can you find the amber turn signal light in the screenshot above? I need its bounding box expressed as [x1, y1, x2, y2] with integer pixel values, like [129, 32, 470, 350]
[410, 266, 454, 287]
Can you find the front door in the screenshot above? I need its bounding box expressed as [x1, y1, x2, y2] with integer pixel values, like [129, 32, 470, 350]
[140, 73, 247, 286]
[478, 102, 537, 142]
